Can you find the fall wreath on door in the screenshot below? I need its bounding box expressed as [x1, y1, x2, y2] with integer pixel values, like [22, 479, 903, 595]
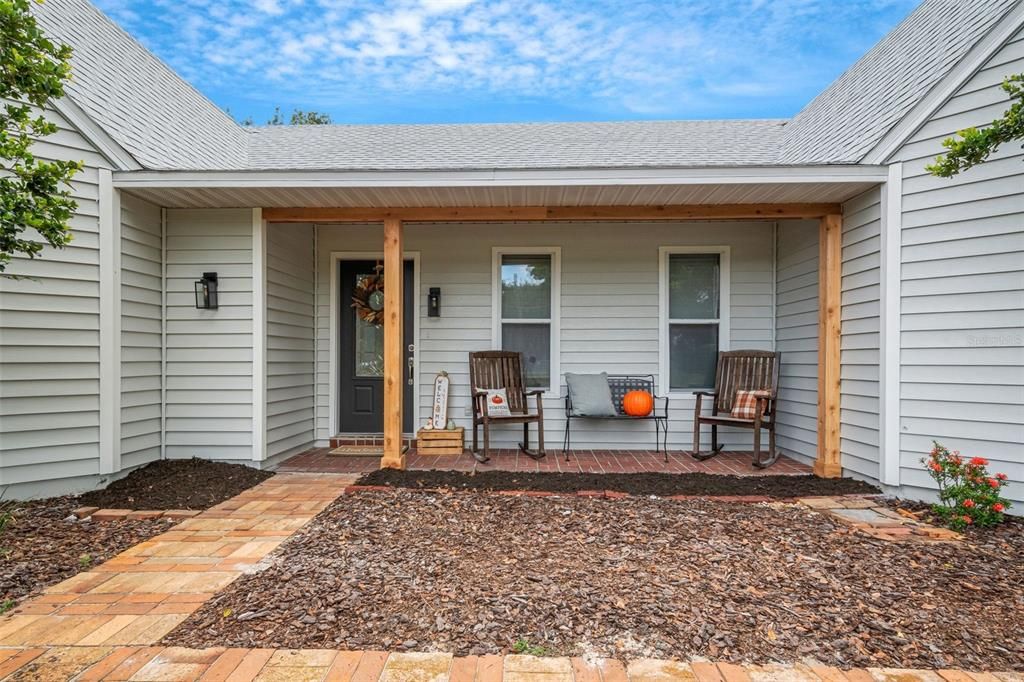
[351, 263, 385, 325]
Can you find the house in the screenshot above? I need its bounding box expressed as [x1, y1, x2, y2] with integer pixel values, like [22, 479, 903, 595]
[0, 0, 1021, 510]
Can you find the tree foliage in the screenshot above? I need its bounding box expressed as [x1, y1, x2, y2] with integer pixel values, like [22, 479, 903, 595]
[927, 73, 1024, 177]
[263, 106, 331, 125]
[0, 0, 82, 274]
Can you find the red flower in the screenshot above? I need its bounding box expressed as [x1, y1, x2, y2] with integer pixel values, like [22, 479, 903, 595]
[950, 455, 962, 465]
[962, 515, 973, 524]
[987, 478, 1000, 488]
[969, 457, 988, 466]
[962, 499, 975, 509]
[993, 503, 1005, 513]
[928, 461, 942, 472]
[996, 473, 1008, 481]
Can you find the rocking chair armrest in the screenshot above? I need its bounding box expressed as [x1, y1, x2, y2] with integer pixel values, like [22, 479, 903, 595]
[692, 390, 717, 397]
[523, 389, 546, 397]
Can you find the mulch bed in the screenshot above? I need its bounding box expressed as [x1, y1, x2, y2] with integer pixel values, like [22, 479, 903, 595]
[356, 469, 880, 498]
[78, 458, 274, 510]
[164, 490, 1024, 669]
[0, 497, 172, 606]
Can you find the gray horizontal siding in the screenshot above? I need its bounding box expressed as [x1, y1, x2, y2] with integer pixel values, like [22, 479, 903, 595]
[0, 108, 104, 487]
[840, 187, 882, 480]
[266, 224, 316, 459]
[311, 221, 776, 450]
[164, 209, 254, 461]
[120, 193, 163, 470]
[893, 27, 1024, 506]
[774, 221, 818, 466]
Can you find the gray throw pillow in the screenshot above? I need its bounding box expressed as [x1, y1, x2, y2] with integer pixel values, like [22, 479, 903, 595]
[565, 373, 617, 417]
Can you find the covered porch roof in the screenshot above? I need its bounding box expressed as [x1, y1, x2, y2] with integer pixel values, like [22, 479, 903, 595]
[113, 165, 885, 211]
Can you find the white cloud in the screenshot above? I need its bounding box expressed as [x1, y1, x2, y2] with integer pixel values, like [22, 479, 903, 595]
[254, 0, 285, 15]
[95, 0, 920, 120]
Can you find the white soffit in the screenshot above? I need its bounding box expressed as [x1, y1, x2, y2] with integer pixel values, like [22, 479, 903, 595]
[115, 167, 884, 209]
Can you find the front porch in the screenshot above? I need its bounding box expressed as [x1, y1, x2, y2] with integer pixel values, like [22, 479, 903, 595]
[121, 172, 883, 482]
[276, 448, 813, 476]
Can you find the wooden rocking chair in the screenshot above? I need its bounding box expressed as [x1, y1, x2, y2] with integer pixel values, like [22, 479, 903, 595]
[469, 351, 545, 463]
[692, 350, 782, 468]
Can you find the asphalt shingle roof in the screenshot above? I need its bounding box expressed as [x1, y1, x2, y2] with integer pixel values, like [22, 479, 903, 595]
[244, 120, 787, 171]
[33, 0, 248, 170]
[780, 0, 1020, 164]
[33, 0, 1022, 172]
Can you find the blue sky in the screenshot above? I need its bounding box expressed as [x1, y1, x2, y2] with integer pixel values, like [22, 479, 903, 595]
[94, 0, 920, 125]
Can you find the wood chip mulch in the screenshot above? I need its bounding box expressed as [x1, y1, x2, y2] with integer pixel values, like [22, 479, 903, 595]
[0, 497, 173, 606]
[356, 470, 881, 497]
[77, 458, 274, 510]
[164, 490, 1024, 670]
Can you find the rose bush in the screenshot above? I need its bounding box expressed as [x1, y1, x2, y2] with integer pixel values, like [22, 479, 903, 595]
[924, 441, 1011, 530]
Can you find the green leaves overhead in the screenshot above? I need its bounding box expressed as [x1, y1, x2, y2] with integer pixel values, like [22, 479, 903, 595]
[927, 73, 1024, 178]
[1, 0, 81, 274]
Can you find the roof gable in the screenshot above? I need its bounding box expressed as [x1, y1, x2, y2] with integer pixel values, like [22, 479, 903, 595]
[33, 0, 248, 170]
[779, 0, 1021, 165]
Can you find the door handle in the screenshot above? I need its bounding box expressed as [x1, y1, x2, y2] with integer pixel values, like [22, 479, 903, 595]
[407, 356, 415, 385]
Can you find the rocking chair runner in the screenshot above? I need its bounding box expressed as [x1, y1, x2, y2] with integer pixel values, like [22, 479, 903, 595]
[469, 351, 545, 463]
[692, 350, 782, 468]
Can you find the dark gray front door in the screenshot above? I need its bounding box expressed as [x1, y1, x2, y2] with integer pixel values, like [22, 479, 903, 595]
[338, 260, 414, 433]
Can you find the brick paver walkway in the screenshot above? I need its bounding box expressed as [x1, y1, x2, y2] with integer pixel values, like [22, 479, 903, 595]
[0, 474, 354, 650]
[0, 647, 1018, 681]
[278, 448, 812, 476]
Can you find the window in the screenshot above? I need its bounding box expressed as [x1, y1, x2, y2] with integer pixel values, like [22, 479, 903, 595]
[660, 247, 730, 392]
[493, 248, 560, 391]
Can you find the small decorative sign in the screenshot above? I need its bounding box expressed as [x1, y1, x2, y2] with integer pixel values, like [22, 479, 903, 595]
[431, 372, 450, 430]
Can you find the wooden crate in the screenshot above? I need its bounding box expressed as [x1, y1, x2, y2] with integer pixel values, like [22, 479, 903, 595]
[416, 427, 464, 455]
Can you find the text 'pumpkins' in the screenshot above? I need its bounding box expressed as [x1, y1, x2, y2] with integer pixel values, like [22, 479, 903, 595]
[622, 390, 654, 417]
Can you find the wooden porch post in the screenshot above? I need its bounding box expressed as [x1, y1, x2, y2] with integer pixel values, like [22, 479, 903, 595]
[815, 213, 843, 478]
[381, 218, 406, 469]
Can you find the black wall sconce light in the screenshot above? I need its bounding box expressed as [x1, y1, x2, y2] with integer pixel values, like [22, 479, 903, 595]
[195, 272, 218, 309]
[428, 287, 441, 317]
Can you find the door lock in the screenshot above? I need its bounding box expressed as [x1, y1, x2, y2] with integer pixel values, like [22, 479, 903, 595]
[407, 356, 415, 385]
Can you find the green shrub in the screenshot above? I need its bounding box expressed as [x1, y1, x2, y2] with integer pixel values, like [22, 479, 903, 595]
[924, 441, 1011, 530]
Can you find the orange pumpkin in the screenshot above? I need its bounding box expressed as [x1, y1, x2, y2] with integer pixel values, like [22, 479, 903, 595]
[622, 390, 654, 417]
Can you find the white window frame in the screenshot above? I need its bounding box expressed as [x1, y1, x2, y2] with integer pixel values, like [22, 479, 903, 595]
[658, 246, 731, 395]
[492, 246, 561, 394]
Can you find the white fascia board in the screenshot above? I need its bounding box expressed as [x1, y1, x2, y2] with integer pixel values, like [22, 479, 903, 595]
[51, 97, 143, 171]
[112, 165, 888, 189]
[862, 2, 1024, 165]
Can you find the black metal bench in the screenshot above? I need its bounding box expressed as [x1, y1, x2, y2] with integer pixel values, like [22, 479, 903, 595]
[562, 374, 669, 462]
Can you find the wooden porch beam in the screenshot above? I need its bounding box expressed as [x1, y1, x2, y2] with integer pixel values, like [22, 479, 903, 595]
[815, 213, 843, 478]
[262, 203, 841, 223]
[381, 218, 405, 470]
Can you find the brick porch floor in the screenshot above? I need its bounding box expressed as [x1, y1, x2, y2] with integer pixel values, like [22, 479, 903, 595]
[276, 448, 812, 475]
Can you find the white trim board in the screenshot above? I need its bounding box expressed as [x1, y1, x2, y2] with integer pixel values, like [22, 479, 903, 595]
[112, 165, 889, 189]
[879, 163, 903, 486]
[252, 209, 268, 462]
[491, 246, 562, 395]
[328, 251, 421, 437]
[98, 173, 122, 474]
[51, 97, 142, 171]
[658, 246, 732, 397]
